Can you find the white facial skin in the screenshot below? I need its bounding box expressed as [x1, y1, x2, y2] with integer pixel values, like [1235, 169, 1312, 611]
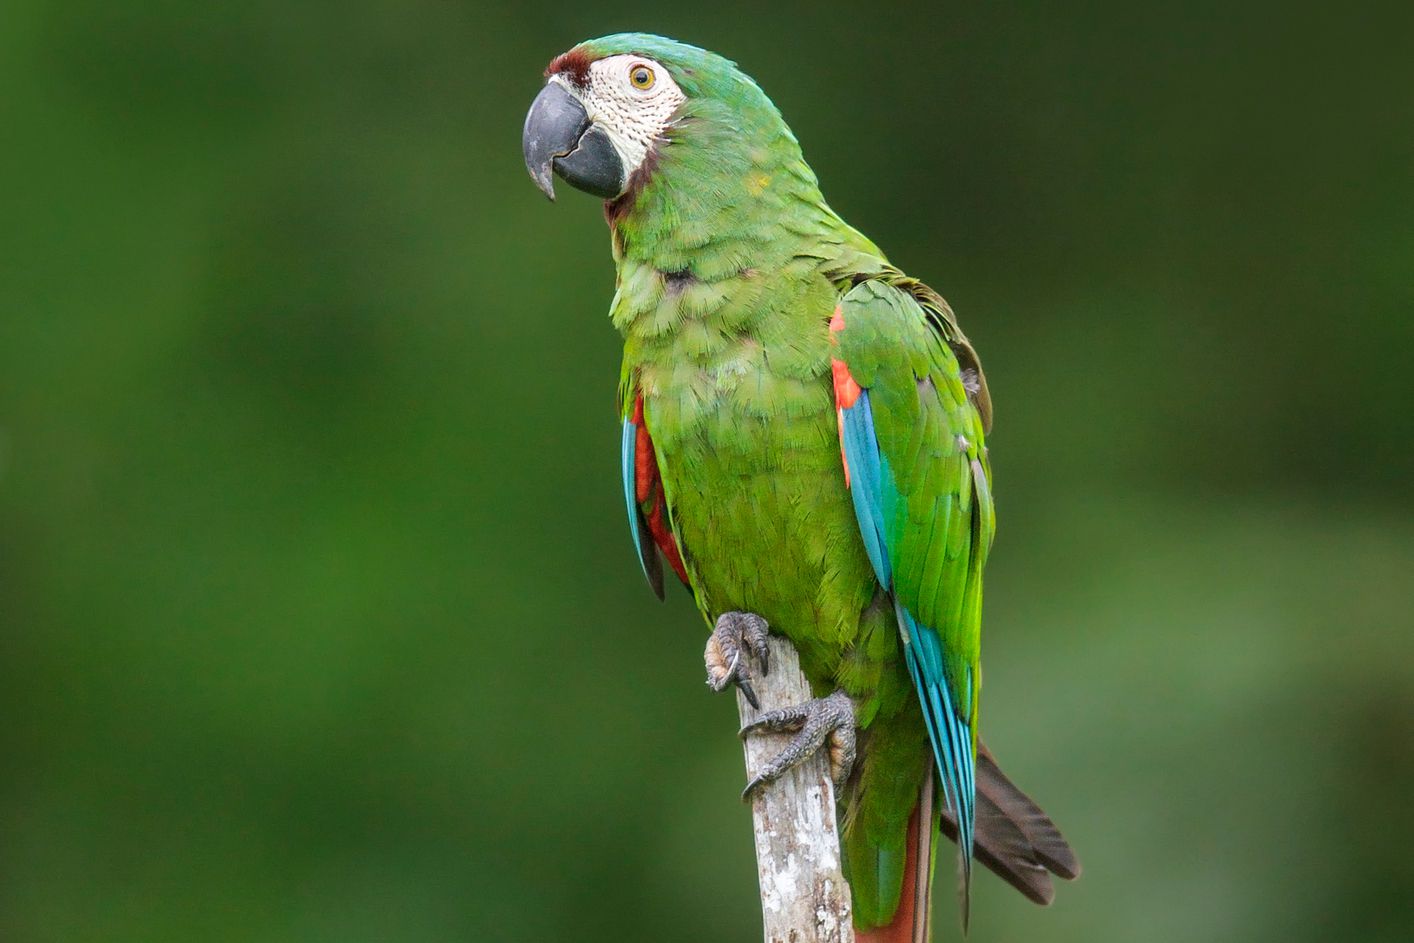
[551, 54, 686, 186]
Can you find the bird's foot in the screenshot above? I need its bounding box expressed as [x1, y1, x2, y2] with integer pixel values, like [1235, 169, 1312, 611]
[704, 611, 771, 709]
[739, 689, 857, 800]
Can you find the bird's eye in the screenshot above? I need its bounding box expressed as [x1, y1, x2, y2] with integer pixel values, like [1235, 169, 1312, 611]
[629, 65, 656, 90]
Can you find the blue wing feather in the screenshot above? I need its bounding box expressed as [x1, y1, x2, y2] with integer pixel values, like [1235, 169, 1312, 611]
[621, 417, 654, 587]
[840, 391, 891, 586]
[841, 391, 976, 877]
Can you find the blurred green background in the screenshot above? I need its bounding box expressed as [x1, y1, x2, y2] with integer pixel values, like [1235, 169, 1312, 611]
[3, 2, 1411, 941]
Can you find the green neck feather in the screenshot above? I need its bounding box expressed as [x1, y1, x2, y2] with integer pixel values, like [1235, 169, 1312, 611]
[611, 76, 829, 274]
[574, 35, 882, 344]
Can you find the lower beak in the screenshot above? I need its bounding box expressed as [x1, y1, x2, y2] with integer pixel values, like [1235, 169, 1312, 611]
[522, 82, 625, 201]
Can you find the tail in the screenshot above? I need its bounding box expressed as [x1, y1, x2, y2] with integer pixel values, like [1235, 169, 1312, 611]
[856, 770, 937, 943]
[857, 746, 1081, 943]
[939, 744, 1082, 906]
[892, 601, 977, 927]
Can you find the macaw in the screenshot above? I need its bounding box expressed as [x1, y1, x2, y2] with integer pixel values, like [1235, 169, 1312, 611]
[522, 34, 1079, 940]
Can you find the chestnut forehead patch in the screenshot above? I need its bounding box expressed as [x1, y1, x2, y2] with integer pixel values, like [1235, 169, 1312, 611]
[545, 49, 593, 85]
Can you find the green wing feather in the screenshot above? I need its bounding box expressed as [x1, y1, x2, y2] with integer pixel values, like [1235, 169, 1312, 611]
[834, 277, 995, 922]
[835, 278, 993, 724]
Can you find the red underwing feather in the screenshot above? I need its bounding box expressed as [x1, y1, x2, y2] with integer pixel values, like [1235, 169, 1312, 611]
[631, 396, 689, 585]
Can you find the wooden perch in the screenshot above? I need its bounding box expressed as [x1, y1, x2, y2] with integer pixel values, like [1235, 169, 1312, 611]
[737, 636, 855, 943]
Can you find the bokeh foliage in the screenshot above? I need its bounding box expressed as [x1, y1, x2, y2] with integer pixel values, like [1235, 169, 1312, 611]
[2, 2, 1411, 941]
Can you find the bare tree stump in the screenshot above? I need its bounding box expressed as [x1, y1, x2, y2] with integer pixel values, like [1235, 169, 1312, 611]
[737, 636, 855, 943]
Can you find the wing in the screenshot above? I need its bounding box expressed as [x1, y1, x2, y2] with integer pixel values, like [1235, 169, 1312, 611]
[621, 394, 689, 599]
[830, 278, 996, 915]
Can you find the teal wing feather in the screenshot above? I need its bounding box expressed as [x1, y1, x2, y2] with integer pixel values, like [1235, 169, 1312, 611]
[621, 404, 664, 598]
[831, 278, 995, 920]
[620, 391, 691, 600]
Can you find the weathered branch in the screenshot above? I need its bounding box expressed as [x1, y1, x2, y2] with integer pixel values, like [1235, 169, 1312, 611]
[737, 637, 855, 943]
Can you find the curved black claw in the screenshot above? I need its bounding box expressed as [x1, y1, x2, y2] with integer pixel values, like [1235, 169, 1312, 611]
[705, 611, 771, 709]
[740, 689, 857, 800]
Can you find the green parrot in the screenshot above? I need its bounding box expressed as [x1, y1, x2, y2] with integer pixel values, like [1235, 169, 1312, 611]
[523, 34, 1079, 940]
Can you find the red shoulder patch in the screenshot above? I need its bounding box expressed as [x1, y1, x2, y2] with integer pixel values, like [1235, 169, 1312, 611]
[831, 357, 862, 410]
[828, 305, 860, 407]
[828, 305, 862, 487]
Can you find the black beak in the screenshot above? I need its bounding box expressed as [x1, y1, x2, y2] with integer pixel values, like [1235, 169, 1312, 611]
[522, 82, 625, 201]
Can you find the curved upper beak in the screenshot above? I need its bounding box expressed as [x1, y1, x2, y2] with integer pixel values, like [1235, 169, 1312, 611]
[522, 81, 625, 202]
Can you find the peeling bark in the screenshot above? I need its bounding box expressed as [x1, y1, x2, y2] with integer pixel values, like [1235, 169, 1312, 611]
[737, 637, 855, 943]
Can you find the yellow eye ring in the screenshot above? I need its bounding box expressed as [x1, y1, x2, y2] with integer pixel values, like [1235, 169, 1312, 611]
[629, 65, 655, 90]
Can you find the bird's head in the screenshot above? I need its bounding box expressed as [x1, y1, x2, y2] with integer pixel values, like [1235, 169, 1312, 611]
[522, 34, 796, 207]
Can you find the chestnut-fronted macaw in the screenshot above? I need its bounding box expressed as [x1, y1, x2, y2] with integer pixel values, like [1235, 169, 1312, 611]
[523, 33, 1079, 940]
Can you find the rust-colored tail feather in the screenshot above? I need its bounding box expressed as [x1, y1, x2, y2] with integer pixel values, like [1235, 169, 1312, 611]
[858, 744, 1079, 941]
[857, 770, 936, 943]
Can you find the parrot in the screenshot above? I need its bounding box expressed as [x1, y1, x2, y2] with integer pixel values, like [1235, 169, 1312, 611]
[522, 34, 1079, 941]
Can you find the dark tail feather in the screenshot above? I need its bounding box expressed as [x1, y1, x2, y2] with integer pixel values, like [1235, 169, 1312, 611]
[938, 742, 1081, 906]
[857, 770, 936, 943]
[977, 745, 1081, 882]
